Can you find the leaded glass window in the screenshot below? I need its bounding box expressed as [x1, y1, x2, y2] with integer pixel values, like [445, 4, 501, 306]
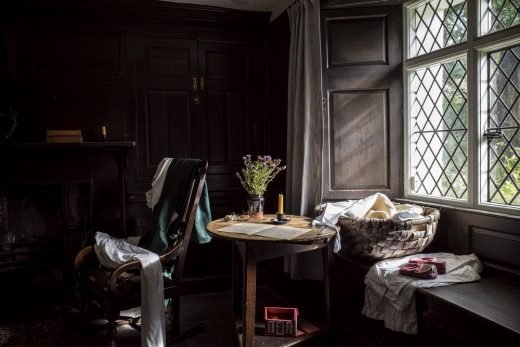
[409, 0, 468, 58]
[410, 57, 468, 199]
[481, 0, 520, 35]
[406, 0, 520, 213]
[486, 45, 520, 205]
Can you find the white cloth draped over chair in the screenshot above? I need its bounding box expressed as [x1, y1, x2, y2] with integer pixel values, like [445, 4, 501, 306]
[94, 232, 166, 347]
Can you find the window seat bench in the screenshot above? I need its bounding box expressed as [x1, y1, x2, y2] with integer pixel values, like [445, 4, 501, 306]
[416, 269, 520, 345]
[333, 253, 520, 346]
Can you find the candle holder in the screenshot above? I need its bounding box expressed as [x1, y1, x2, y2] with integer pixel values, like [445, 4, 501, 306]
[271, 213, 291, 225]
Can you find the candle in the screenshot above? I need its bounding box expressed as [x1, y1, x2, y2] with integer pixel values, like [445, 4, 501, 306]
[277, 194, 284, 214]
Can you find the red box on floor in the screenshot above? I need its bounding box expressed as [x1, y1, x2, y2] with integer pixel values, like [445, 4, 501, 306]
[264, 307, 298, 337]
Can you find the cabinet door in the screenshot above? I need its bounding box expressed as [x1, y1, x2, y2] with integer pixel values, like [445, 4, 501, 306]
[198, 40, 253, 217]
[321, 5, 403, 199]
[135, 37, 200, 178]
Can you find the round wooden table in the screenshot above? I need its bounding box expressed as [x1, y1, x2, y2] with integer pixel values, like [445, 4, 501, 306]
[206, 214, 337, 347]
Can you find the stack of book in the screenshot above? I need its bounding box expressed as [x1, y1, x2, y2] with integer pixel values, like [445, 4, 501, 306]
[46, 129, 83, 143]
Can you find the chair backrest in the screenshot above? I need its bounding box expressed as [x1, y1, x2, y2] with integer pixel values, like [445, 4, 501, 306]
[160, 160, 208, 283]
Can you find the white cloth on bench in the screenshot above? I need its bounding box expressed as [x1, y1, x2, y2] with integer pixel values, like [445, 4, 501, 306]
[362, 252, 482, 334]
[94, 231, 166, 347]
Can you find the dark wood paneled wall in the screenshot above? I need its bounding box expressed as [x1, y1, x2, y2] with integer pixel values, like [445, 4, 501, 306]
[0, 0, 271, 280]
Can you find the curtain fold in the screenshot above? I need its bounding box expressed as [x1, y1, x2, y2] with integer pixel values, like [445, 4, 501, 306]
[286, 0, 323, 216]
[286, 0, 323, 217]
[285, 0, 324, 280]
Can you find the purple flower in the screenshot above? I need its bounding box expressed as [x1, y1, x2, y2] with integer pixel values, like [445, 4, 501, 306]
[237, 154, 286, 195]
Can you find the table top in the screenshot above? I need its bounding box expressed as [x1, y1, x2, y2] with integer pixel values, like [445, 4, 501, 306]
[206, 214, 336, 244]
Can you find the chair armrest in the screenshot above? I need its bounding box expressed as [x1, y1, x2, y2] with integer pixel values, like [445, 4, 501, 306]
[75, 246, 94, 270]
[106, 241, 183, 292]
[108, 259, 142, 292]
[160, 240, 184, 263]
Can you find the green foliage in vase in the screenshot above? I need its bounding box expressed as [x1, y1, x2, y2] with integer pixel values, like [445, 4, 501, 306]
[236, 155, 286, 196]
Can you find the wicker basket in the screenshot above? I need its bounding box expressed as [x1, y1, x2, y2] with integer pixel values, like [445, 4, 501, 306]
[336, 205, 440, 260]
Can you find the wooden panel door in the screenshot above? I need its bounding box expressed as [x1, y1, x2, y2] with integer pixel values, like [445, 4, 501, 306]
[321, 5, 403, 199]
[135, 37, 200, 179]
[198, 40, 253, 217]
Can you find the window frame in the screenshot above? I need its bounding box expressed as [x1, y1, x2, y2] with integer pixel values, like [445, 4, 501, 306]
[404, 0, 520, 215]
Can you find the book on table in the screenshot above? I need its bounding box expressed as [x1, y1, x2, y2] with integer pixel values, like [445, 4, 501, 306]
[218, 223, 312, 240]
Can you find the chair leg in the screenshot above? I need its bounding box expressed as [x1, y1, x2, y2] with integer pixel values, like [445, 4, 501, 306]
[75, 282, 88, 325]
[79, 299, 88, 324]
[107, 319, 118, 337]
[105, 302, 119, 337]
[77, 290, 87, 321]
[167, 293, 206, 345]
[171, 294, 180, 337]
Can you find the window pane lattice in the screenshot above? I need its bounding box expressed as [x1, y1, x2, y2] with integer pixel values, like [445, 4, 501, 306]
[482, 0, 520, 35]
[411, 57, 468, 199]
[410, 0, 467, 58]
[487, 45, 520, 205]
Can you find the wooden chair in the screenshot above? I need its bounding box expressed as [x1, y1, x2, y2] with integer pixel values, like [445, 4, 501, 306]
[74, 159, 208, 341]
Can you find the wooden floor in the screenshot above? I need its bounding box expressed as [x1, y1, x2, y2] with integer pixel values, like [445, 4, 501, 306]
[0, 291, 234, 347]
[0, 288, 399, 347]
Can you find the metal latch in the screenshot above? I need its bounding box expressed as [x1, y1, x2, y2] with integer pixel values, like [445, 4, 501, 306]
[483, 128, 503, 139]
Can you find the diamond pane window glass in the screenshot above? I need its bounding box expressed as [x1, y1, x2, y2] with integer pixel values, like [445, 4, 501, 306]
[486, 45, 520, 205]
[409, 0, 467, 58]
[481, 0, 520, 35]
[410, 57, 468, 199]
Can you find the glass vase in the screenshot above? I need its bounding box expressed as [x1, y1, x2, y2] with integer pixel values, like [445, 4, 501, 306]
[247, 195, 265, 220]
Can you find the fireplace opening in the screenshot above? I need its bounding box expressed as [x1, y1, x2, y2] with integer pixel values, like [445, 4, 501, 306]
[0, 181, 92, 302]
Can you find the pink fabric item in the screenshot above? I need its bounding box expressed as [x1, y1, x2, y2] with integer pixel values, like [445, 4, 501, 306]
[409, 257, 446, 274]
[399, 263, 438, 279]
[409, 257, 436, 263]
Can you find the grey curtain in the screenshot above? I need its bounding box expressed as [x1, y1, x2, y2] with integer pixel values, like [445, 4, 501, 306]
[286, 0, 323, 217]
[285, 0, 324, 280]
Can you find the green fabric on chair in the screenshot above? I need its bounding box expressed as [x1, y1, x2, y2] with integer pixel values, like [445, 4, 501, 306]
[193, 182, 212, 244]
[139, 159, 212, 254]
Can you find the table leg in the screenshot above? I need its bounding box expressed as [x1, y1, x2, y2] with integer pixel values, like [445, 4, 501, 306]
[232, 242, 241, 319]
[242, 243, 256, 347]
[322, 243, 332, 326]
[322, 241, 335, 344]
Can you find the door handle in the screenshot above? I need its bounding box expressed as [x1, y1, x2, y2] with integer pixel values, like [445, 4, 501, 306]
[192, 77, 198, 91]
[200, 77, 205, 91]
